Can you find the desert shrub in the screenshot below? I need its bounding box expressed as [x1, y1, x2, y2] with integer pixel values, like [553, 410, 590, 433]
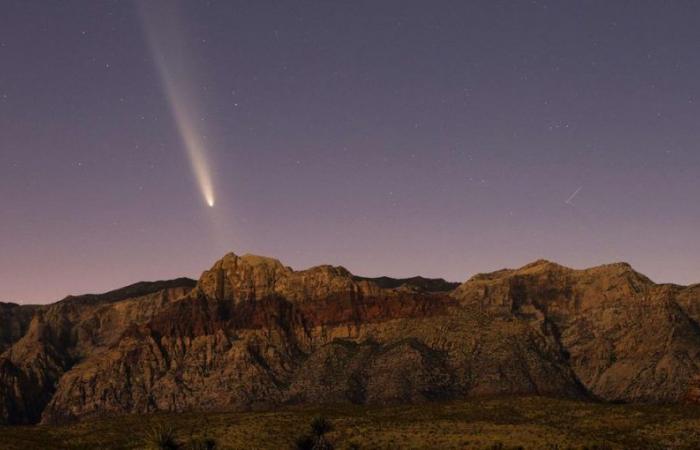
[143, 425, 181, 450]
[293, 415, 335, 450]
[186, 436, 218, 450]
[310, 416, 333, 437]
[294, 434, 317, 450]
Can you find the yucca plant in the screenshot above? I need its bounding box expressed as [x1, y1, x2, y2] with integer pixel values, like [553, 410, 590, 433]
[310, 416, 333, 438]
[143, 424, 181, 450]
[293, 415, 335, 450]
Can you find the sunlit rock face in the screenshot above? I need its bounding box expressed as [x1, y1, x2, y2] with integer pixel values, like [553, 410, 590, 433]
[453, 260, 700, 403]
[1, 252, 699, 425]
[0, 280, 196, 425]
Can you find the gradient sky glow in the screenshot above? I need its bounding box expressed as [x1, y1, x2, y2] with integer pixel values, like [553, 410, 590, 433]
[1, 1, 699, 303]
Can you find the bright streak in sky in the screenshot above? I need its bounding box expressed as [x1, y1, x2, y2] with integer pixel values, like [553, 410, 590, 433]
[160, 74, 216, 208]
[139, 1, 215, 208]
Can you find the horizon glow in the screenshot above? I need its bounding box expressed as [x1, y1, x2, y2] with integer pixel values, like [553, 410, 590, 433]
[2, 1, 699, 303]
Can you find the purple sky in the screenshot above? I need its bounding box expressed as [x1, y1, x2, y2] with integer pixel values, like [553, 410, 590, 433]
[1, 1, 699, 303]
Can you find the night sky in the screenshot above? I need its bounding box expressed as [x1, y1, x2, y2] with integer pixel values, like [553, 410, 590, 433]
[2, 1, 699, 303]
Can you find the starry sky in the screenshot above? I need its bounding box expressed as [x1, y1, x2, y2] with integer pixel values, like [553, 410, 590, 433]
[2, 1, 699, 303]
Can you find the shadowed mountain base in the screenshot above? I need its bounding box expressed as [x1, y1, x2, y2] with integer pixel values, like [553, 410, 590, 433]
[2, 397, 700, 449]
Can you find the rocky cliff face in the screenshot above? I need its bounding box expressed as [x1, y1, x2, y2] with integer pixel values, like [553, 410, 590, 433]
[453, 261, 700, 403]
[0, 302, 38, 354]
[0, 279, 195, 424]
[1, 253, 699, 425]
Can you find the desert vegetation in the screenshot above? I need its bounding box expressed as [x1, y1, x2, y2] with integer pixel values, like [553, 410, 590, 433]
[294, 416, 335, 450]
[1, 397, 700, 449]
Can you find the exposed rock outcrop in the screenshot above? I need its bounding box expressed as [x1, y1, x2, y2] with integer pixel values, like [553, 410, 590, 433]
[1, 253, 698, 425]
[454, 260, 700, 403]
[0, 302, 38, 353]
[0, 279, 195, 424]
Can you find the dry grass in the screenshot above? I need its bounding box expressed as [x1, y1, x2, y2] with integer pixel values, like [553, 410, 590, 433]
[1, 396, 700, 449]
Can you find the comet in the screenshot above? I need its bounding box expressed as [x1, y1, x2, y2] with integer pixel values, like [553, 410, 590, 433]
[138, 1, 215, 208]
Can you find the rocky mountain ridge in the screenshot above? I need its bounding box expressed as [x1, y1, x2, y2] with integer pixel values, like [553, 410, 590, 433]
[1, 252, 698, 425]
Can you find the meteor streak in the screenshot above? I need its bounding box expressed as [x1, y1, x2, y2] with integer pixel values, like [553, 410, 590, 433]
[139, 1, 215, 208]
[565, 186, 583, 205]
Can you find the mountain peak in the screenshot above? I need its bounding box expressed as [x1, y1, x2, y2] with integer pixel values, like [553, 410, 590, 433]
[516, 259, 565, 273]
[2, 250, 700, 427]
[197, 252, 290, 301]
[239, 253, 285, 266]
[590, 261, 634, 271]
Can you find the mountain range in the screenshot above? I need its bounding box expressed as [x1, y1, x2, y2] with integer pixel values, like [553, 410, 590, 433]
[1, 252, 699, 425]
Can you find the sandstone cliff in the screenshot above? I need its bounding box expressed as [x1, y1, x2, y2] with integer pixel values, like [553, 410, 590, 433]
[453, 260, 700, 403]
[0, 302, 38, 353]
[0, 279, 195, 424]
[1, 253, 698, 425]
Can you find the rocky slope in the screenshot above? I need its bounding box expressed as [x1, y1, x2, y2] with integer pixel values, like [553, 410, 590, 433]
[0, 279, 196, 424]
[453, 260, 700, 403]
[0, 302, 38, 354]
[1, 253, 699, 425]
